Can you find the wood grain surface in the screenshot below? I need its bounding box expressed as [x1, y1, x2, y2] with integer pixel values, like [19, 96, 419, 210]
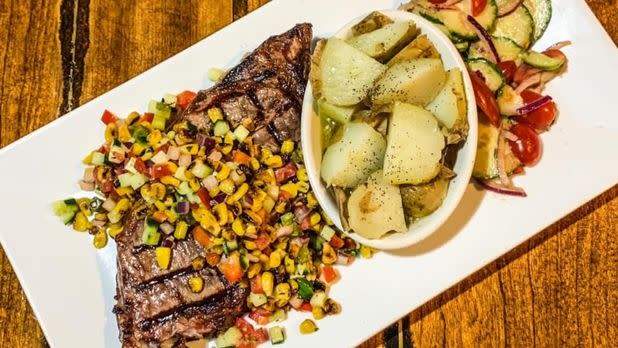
[0, 1, 616, 347]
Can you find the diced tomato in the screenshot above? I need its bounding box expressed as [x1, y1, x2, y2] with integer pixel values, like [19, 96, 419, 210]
[298, 302, 312, 312]
[235, 318, 255, 336]
[252, 328, 268, 343]
[329, 235, 345, 249]
[512, 90, 557, 131]
[497, 60, 517, 83]
[344, 238, 356, 250]
[205, 252, 220, 267]
[101, 110, 118, 125]
[300, 217, 311, 231]
[176, 90, 197, 111]
[471, 0, 487, 16]
[233, 150, 252, 165]
[508, 123, 543, 166]
[101, 180, 114, 194]
[192, 226, 213, 248]
[150, 163, 174, 179]
[248, 309, 271, 325]
[138, 112, 154, 124]
[255, 234, 271, 250]
[219, 253, 243, 283]
[197, 187, 212, 207]
[322, 265, 338, 283]
[278, 190, 292, 201]
[133, 157, 149, 175]
[250, 275, 264, 294]
[275, 162, 297, 183]
[470, 71, 501, 127]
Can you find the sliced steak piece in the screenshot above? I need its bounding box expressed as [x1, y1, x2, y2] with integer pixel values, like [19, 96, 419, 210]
[115, 24, 312, 347]
[182, 23, 312, 150]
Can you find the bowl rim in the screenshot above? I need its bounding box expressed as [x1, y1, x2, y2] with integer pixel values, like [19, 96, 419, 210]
[301, 9, 478, 250]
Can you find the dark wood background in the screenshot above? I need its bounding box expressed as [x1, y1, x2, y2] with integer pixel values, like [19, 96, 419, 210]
[0, 0, 616, 347]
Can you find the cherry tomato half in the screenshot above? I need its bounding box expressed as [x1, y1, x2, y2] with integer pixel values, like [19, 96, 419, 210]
[508, 123, 542, 166]
[472, 0, 488, 16]
[470, 71, 501, 127]
[513, 90, 557, 131]
[497, 60, 517, 83]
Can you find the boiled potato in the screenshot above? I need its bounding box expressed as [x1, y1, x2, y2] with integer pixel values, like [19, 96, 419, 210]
[383, 102, 445, 185]
[371, 58, 446, 106]
[400, 167, 455, 219]
[321, 38, 386, 106]
[347, 21, 419, 62]
[426, 68, 468, 143]
[317, 97, 356, 124]
[351, 11, 395, 36]
[387, 35, 440, 66]
[321, 122, 386, 188]
[309, 39, 327, 99]
[347, 170, 407, 239]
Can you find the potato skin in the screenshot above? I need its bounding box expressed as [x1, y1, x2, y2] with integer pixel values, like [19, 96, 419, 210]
[351, 11, 395, 36]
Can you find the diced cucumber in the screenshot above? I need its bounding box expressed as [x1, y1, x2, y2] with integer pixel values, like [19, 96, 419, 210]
[223, 239, 238, 254]
[215, 326, 242, 348]
[317, 97, 356, 124]
[496, 85, 524, 116]
[118, 172, 148, 189]
[522, 50, 564, 70]
[455, 41, 470, 53]
[142, 218, 161, 246]
[191, 161, 213, 179]
[233, 125, 250, 142]
[52, 199, 80, 224]
[468, 36, 524, 63]
[320, 225, 336, 242]
[473, 118, 522, 179]
[163, 93, 177, 107]
[91, 151, 106, 166]
[523, 0, 552, 42]
[417, 0, 498, 41]
[177, 181, 193, 195]
[269, 326, 286, 345]
[239, 253, 249, 271]
[249, 292, 268, 307]
[492, 4, 534, 49]
[152, 114, 167, 130]
[148, 100, 172, 119]
[467, 58, 505, 92]
[213, 120, 230, 136]
[131, 125, 149, 144]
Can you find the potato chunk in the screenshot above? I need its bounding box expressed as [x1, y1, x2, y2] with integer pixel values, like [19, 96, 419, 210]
[426, 68, 469, 143]
[347, 21, 419, 62]
[351, 11, 395, 36]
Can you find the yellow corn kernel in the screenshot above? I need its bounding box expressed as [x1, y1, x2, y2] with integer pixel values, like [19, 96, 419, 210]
[297, 167, 308, 182]
[93, 230, 108, 249]
[274, 283, 291, 307]
[245, 210, 263, 225]
[160, 176, 180, 187]
[104, 123, 117, 142]
[106, 224, 122, 239]
[261, 148, 273, 161]
[284, 256, 295, 274]
[115, 186, 134, 196]
[360, 245, 375, 259]
[309, 213, 321, 226]
[82, 152, 93, 165]
[165, 210, 178, 223]
[181, 144, 199, 155]
[227, 183, 249, 204]
[250, 158, 260, 171]
[232, 218, 245, 236]
[259, 254, 269, 265]
[280, 140, 295, 155]
[188, 276, 204, 293]
[261, 272, 274, 296]
[148, 129, 162, 146]
[183, 169, 195, 180]
[216, 164, 231, 181]
[280, 183, 298, 198]
[322, 243, 337, 265]
[108, 198, 131, 223]
[275, 202, 287, 214]
[264, 155, 283, 168]
[117, 121, 132, 142]
[189, 179, 201, 192]
[154, 201, 167, 212]
[224, 132, 235, 145]
[307, 192, 318, 208]
[131, 142, 146, 156]
[219, 179, 235, 195]
[297, 181, 310, 194]
[247, 263, 262, 278]
[197, 146, 206, 157]
[299, 319, 318, 334]
[212, 237, 225, 246]
[321, 211, 333, 225]
[150, 183, 166, 200]
[156, 247, 172, 269]
[126, 111, 140, 125]
[312, 307, 325, 320]
[222, 144, 233, 155]
[288, 279, 298, 291]
[245, 224, 258, 237]
[275, 241, 288, 251]
[227, 210, 235, 223]
[76, 198, 91, 216]
[72, 212, 90, 232]
[208, 107, 224, 122]
[269, 251, 282, 269]
[245, 240, 257, 250]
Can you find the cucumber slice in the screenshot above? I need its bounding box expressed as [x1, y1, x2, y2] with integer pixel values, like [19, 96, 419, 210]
[492, 4, 534, 48]
[473, 118, 522, 179]
[468, 36, 524, 63]
[455, 41, 470, 53]
[216, 327, 242, 348]
[523, 0, 552, 42]
[467, 58, 504, 92]
[52, 199, 80, 224]
[496, 85, 524, 116]
[496, 0, 523, 15]
[412, 0, 497, 40]
[522, 51, 564, 70]
[213, 120, 230, 136]
[142, 218, 161, 246]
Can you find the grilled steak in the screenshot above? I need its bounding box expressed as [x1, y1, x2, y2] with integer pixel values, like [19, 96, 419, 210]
[114, 23, 312, 347]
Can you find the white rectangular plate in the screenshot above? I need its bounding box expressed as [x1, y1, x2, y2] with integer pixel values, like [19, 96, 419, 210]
[1, 0, 617, 347]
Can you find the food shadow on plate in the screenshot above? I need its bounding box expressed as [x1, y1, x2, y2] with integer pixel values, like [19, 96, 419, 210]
[95, 242, 121, 347]
[387, 183, 485, 256]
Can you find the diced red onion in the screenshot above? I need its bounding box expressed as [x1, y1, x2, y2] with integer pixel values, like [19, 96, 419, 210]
[178, 154, 192, 168]
[501, 130, 519, 142]
[83, 167, 95, 183]
[476, 179, 528, 197]
[336, 253, 353, 265]
[275, 225, 294, 238]
[289, 295, 303, 309]
[176, 201, 190, 215]
[203, 138, 217, 154]
[208, 151, 222, 162]
[79, 180, 96, 191]
[160, 222, 174, 235]
[196, 133, 208, 147]
[202, 176, 218, 191]
[516, 95, 553, 115]
[92, 219, 107, 227]
[242, 195, 253, 209]
[161, 237, 175, 248]
[498, 0, 522, 17]
[214, 193, 226, 204]
[467, 15, 500, 63]
[166, 146, 180, 161]
[294, 204, 312, 224]
[102, 198, 117, 212]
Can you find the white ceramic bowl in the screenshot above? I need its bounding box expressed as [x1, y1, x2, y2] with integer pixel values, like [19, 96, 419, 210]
[301, 10, 478, 250]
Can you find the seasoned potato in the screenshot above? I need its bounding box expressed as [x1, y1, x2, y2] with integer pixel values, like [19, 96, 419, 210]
[347, 170, 407, 239]
[400, 167, 455, 219]
[321, 122, 386, 188]
[347, 21, 419, 62]
[351, 11, 395, 36]
[309, 39, 327, 98]
[426, 68, 468, 143]
[383, 102, 445, 185]
[321, 38, 386, 106]
[371, 58, 446, 106]
[387, 35, 440, 66]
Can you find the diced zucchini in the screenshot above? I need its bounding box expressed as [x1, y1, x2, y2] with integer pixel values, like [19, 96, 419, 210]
[233, 125, 250, 142]
[152, 114, 167, 130]
[131, 125, 149, 144]
[249, 292, 268, 306]
[310, 291, 328, 308]
[468, 36, 524, 64]
[473, 117, 522, 179]
[52, 199, 80, 224]
[523, 0, 552, 42]
[191, 160, 213, 179]
[496, 85, 524, 116]
[320, 225, 336, 242]
[492, 4, 534, 49]
[317, 97, 356, 124]
[142, 218, 161, 246]
[216, 326, 242, 348]
[213, 120, 230, 136]
[224, 239, 238, 254]
[521, 50, 564, 70]
[347, 21, 419, 62]
[91, 151, 106, 166]
[148, 100, 172, 119]
[467, 58, 505, 92]
[269, 326, 286, 345]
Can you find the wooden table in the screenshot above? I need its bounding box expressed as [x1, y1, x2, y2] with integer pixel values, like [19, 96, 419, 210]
[0, 1, 616, 347]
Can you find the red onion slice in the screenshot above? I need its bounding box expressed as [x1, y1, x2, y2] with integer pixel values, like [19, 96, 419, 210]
[476, 179, 528, 197]
[467, 15, 500, 63]
[516, 95, 553, 115]
[176, 201, 190, 215]
[546, 40, 572, 51]
[514, 73, 542, 94]
[498, 0, 522, 17]
[501, 129, 519, 142]
[436, 0, 464, 8]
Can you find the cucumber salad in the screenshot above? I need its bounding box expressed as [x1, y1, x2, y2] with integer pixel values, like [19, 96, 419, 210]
[401, 0, 570, 196]
[311, 12, 469, 240]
